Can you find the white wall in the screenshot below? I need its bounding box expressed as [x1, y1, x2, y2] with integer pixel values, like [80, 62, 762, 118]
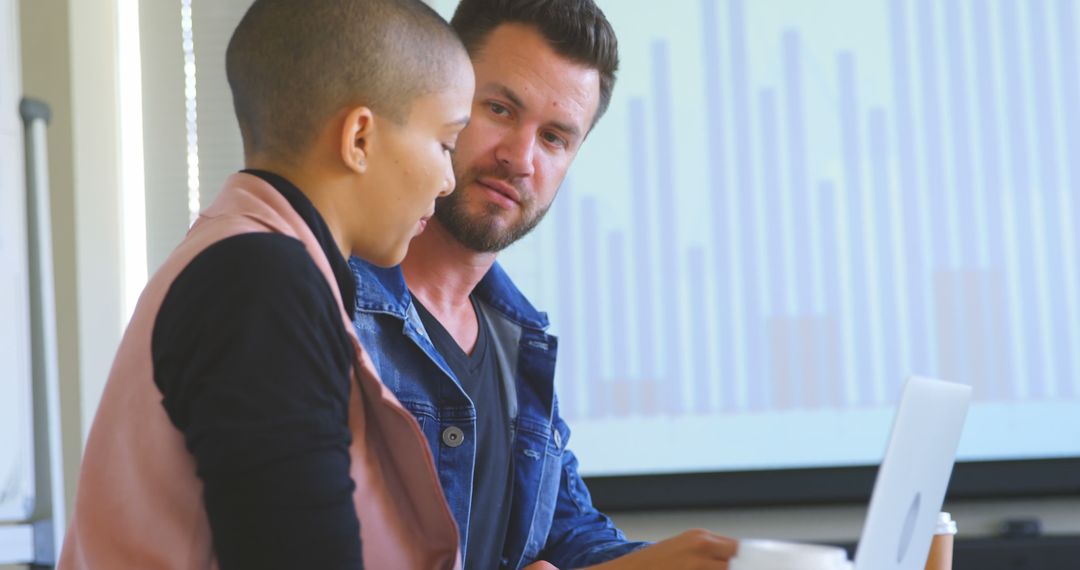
[18, 0, 82, 526]
[68, 0, 126, 446]
[1, 0, 35, 530]
[140, 0, 189, 273]
[18, 0, 135, 532]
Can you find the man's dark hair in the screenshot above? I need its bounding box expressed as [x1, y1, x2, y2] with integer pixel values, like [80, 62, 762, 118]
[227, 0, 465, 160]
[450, 0, 619, 129]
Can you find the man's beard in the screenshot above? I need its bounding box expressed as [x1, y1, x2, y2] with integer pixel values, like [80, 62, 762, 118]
[434, 178, 552, 253]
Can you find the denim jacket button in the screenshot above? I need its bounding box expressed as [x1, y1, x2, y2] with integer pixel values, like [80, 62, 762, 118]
[441, 426, 465, 448]
[553, 429, 562, 450]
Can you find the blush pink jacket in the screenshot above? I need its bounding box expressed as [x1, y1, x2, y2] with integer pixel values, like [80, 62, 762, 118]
[59, 173, 461, 569]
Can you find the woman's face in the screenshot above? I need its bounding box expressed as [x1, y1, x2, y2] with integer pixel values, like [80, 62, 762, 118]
[351, 63, 475, 267]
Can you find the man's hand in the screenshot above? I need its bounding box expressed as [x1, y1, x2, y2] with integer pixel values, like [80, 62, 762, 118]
[582, 529, 739, 570]
[523, 562, 560, 570]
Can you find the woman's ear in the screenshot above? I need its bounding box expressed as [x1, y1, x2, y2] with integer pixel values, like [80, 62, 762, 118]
[340, 106, 376, 174]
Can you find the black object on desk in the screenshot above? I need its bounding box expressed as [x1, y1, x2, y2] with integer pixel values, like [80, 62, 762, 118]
[837, 523, 1080, 570]
[953, 534, 1080, 570]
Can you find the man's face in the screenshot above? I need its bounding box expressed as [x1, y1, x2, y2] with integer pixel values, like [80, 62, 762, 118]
[434, 22, 601, 253]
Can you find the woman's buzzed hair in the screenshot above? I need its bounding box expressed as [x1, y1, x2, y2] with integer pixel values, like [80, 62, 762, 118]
[226, 0, 466, 161]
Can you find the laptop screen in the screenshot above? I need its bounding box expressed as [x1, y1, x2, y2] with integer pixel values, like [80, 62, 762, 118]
[854, 377, 972, 570]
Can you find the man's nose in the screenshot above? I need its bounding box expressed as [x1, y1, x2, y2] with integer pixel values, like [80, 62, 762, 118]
[494, 129, 536, 178]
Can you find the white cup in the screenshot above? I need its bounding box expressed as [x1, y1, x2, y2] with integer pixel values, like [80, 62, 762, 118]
[924, 512, 957, 570]
[730, 539, 854, 570]
[934, 511, 957, 536]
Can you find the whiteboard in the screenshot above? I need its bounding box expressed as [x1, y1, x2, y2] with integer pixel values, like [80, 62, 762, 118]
[0, 0, 37, 522]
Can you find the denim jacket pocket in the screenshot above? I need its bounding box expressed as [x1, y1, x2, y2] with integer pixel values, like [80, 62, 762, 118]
[399, 400, 436, 435]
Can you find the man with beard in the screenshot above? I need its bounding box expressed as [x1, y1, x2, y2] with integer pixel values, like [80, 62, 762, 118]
[349, 0, 739, 568]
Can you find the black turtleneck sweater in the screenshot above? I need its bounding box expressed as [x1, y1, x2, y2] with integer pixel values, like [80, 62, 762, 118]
[151, 170, 363, 569]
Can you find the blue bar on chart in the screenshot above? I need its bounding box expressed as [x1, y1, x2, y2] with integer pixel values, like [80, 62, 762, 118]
[553, 185, 578, 419]
[943, 0, 998, 402]
[701, 0, 738, 414]
[921, 0, 969, 397]
[888, 0, 932, 381]
[782, 30, 812, 316]
[628, 97, 657, 396]
[819, 180, 847, 410]
[728, 0, 766, 413]
[651, 40, 684, 415]
[1061, 0, 1080, 197]
[1000, 0, 1044, 399]
[836, 51, 870, 406]
[1055, 0, 1080, 399]
[970, 1, 1011, 402]
[757, 86, 782, 307]
[607, 231, 632, 416]
[580, 197, 604, 418]
[866, 108, 898, 402]
[745, 87, 775, 410]
[943, 0, 978, 266]
[915, 0, 954, 384]
[1027, 0, 1073, 398]
[688, 247, 712, 414]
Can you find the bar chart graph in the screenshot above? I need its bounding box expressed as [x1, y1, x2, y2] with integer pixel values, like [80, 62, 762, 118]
[422, 0, 1080, 474]
[498, 0, 1080, 414]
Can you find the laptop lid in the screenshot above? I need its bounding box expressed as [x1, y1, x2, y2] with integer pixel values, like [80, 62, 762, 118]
[853, 376, 972, 570]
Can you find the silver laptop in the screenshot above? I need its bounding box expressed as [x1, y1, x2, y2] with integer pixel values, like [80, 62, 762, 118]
[853, 376, 972, 570]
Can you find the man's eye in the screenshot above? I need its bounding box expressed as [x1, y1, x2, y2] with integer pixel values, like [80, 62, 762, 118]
[542, 132, 567, 148]
[489, 102, 510, 116]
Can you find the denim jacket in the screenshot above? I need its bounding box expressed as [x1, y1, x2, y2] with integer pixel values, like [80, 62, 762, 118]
[349, 257, 646, 569]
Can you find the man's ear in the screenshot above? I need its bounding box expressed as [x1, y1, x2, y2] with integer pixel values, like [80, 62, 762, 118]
[340, 105, 376, 174]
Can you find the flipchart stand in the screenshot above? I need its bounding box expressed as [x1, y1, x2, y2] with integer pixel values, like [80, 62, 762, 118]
[0, 98, 68, 568]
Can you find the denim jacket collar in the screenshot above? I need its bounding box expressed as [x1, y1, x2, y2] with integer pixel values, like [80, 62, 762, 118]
[351, 260, 413, 317]
[350, 256, 550, 332]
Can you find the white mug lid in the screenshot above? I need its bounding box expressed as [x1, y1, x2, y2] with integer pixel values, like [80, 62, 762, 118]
[936, 512, 958, 535]
[731, 539, 853, 570]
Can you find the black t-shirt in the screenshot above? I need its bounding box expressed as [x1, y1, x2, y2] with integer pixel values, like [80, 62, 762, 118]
[151, 170, 363, 569]
[413, 296, 513, 570]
